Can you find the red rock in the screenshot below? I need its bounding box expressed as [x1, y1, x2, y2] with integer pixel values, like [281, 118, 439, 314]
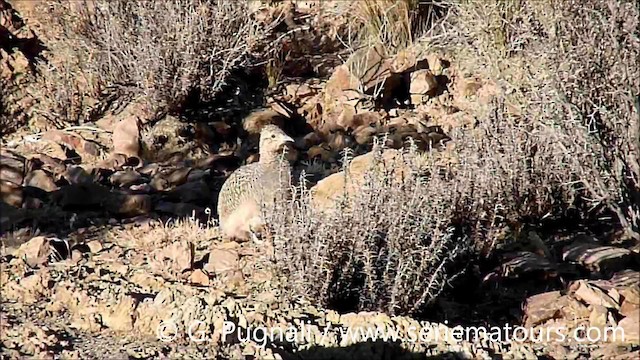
[618, 309, 639, 343]
[571, 280, 620, 310]
[112, 117, 141, 157]
[0, 179, 23, 207]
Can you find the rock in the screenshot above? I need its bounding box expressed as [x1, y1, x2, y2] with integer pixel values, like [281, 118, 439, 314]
[41, 130, 100, 158]
[22, 196, 43, 209]
[14, 236, 50, 267]
[345, 44, 393, 95]
[310, 149, 411, 211]
[426, 53, 446, 75]
[7, 268, 52, 304]
[592, 345, 640, 359]
[558, 295, 591, 320]
[161, 153, 186, 168]
[138, 163, 160, 176]
[209, 124, 233, 145]
[105, 193, 152, 217]
[294, 131, 321, 150]
[110, 170, 145, 188]
[307, 144, 336, 162]
[390, 48, 418, 73]
[186, 169, 207, 183]
[96, 100, 152, 131]
[610, 270, 640, 289]
[197, 154, 241, 176]
[23, 169, 58, 192]
[0, 150, 25, 185]
[112, 117, 141, 157]
[409, 69, 438, 100]
[496, 251, 556, 279]
[0, 201, 28, 231]
[189, 270, 210, 286]
[285, 83, 315, 99]
[166, 180, 211, 204]
[97, 153, 129, 171]
[322, 66, 366, 132]
[100, 296, 136, 332]
[326, 129, 355, 151]
[220, 269, 245, 291]
[150, 241, 194, 275]
[354, 124, 379, 145]
[334, 104, 356, 131]
[620, 299, 640, 317]
[571, 280, 620, 310]
[86, 240, 102, 254]
[51, 183, 110, 209]
[459, 78, 483, 97]
[155, 202, 203, 218]
[324, 65, 362, 101]
[589, 304, 609, 329]
[1, 179, 23, 207]
[1, 48, 30, 81]
[129, 183, 153, 194]
[620, 284, 640, 305]
[338, 111, 381, 133]
[61, 166, 94, 185]
[149, 173, 170, 192]
[618, 309, 639, 343]
[243, 109, 286, 135]
[563, 242, 635, 275]
[27, 154, 66, 175]
[523, 291, 562, 327]
[206, 248, 239, 274]
[166, 167, 193, 187]
[545, 344, 570, 360]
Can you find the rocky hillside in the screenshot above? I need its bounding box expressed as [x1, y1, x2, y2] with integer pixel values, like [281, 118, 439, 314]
[1, 0, 639, 359]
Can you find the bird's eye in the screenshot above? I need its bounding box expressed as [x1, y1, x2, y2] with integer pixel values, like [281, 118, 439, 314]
[271, 134, 276, 139]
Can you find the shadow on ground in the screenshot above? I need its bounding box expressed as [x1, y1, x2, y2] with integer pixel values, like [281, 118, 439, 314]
[273, 340, 465, 360]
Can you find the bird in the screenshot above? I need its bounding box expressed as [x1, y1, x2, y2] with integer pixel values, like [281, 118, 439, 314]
[216, 124, 294, 242]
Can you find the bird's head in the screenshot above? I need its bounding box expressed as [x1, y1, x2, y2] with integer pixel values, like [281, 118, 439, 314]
[258, 124, 294, 162]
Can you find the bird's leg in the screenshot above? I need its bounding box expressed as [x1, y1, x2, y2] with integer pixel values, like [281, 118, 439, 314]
[248, 216, 266, 244]
[249, 230, 263, 244]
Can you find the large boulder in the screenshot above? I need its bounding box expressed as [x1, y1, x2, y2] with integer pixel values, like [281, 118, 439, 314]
[310, 149, 414, 211]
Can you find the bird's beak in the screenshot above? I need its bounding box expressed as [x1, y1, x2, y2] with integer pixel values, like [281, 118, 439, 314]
[282, 134, 294, 144]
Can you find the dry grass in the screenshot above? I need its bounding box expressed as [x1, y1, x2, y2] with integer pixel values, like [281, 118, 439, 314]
[30, 0, 263, 125]
[356, 0, 416, 53]
[347, 0, 445, 55]
[110, 213, 218, 251]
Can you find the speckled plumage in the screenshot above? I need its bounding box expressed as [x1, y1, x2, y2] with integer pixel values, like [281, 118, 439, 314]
[217, 124, 293, 241]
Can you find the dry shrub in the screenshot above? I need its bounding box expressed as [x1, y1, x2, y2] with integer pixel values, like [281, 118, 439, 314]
[438, 0, 640, 240]
[545, 0, 640, 239]
[268, 144, 469, 315]
[32, 0, 262, 125]
[269, 102, 573, 315]
[268, 0, 639, 316]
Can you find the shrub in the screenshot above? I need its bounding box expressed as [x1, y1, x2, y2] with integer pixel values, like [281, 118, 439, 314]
[437, 0, 640, 240]
[32, 0, 263, 125]
[267, 97, 579, 315]
[268, 0, 640, 316]
[268, 144, 470, 315]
